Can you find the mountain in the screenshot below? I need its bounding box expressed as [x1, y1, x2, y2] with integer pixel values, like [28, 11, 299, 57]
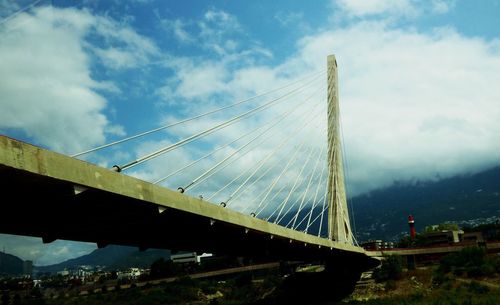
[0, 251, 24, 275]
[351, 165, 500, 242]
[36, 245, 170, 273]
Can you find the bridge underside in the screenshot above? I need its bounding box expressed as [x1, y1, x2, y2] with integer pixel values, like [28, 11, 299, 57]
[0, 136, 376, 271]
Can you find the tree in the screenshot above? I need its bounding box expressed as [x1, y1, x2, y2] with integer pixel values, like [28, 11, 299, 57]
[1, 292, 9, 305]
[425, 223, 459, 233]
[397, 233, 429, 248]
[437, 247, 496, 278]
[149, 258, 178, 279]
[373, 255, 403, 282]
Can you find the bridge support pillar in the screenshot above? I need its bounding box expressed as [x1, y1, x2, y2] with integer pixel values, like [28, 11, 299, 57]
[407, 254, 416, 270]
[326, 54, 352, 243]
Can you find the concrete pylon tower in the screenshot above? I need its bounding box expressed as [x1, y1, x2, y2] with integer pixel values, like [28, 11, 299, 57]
[326, 55, 353, 244]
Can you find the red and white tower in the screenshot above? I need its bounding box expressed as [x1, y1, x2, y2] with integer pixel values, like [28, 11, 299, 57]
[408, 215, 416, 240]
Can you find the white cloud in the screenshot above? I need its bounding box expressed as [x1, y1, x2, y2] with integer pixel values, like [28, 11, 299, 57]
[162, 19, 194, 43]
[274, 11, 304, 26]
[333, 0, 456, 19]
[335, 0, 418, 18]
[289, 22, 500, 194]
[154, 17, 500, 202]
[0, 6, 157, 153]
[176, 62, 229, 99]
[91, 15, 159, 69]
[157, 8, 250, 57]
[0, 233, 96, 266]
[0, 0, 20, 18]
[430, 0, 456, 14]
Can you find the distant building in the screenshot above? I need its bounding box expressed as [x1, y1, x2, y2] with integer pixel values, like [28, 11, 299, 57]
[57, 270, 70, 276]
[171, 252, 213, 264]
[424, 230, 463, 245]
[23, 260, 33, 276]
[361, 240, 394, 251]
[462, 231, 485, 244]
[117, 267, 144, 280]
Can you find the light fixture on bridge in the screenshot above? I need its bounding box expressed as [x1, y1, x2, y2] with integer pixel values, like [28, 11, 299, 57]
[157, 206, 167, 214]
[73, 184, 88, 195]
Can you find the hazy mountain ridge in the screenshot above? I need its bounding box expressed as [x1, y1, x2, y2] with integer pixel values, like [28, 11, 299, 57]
[352, 165, 500, 242]
[35, 245, 170, 273]
[0, 251, 24, 275]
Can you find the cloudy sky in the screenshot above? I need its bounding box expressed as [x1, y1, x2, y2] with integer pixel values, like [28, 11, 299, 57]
[1, 0, 500, 265]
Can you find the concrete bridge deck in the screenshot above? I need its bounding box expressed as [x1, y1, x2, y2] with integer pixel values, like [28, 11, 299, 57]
[0, 135, 374, 266]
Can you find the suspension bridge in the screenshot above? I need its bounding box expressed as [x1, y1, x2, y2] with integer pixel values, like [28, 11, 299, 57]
[0, 55, 378, 296]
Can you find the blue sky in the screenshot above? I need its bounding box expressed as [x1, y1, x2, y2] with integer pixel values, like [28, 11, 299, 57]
[1, 0, 500, 265]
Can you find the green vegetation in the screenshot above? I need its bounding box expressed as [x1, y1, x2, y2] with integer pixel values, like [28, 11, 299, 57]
[397, 233, 430, 248]
[338, 285, 500, 305]
[373, 256, 403, 282]
[0, 252, 24, 276]
[463, 222, 500, 241]
[352, 165, 500, 241]
[424, 223, 459, 233]
[433, 247, 500, 283]
[5, 246, 500, 305]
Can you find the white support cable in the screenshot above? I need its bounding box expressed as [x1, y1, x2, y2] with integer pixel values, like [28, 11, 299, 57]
[153, 116, 277, 185]
[212, 155, 279, 204]
[71, 70, 325, 158]
[205, 127, 289, 202]
[280, 194, 305, 227]
[339, 110, 358, 245]
[271, 115, 327, 223]
[274, 145, 316, 224]
[253, 136, 311, 217]
[206, 90, 325, 202]
[0, 0, 43, 26]
[179, 101, 301, 192]
[181, 87, 326, 193]
[225, 124, 302, 207]
[184, 96, 326, 195]
[283, 188, 313, 228]
[262, 116, 325, 219]
[187, 139, 265, 193]
[317, 182, 329, 237]
[255, 180, 286, 219]
[253, 148, 303, 217]
[116, 75, 321, 172]
[305, 160, 327, 232]
[225, 101, 325, 208]
[183, 105, 316, 194]
[251, 177, 289, 216]
[153, 91, 316, 186]
[302, 193, 328, 235]
[291, 145, 325, 229]
[293, 168, 327, 232]
[291, 126, 329, 230]
[336, 188, 343, 241]
[250, 108, 326, 217]
[277, 152, 325, 226]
